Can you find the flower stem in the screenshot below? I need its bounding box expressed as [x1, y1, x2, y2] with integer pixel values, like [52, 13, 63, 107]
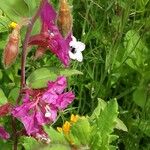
[20, 0, 47, 93]
[13, 1, 47, 150]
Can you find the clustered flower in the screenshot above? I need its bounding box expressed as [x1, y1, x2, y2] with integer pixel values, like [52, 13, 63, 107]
[12, 76, 75, 141]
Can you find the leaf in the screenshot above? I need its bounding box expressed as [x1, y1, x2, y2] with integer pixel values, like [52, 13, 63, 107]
[71, 117, 90, 145]
[123, 30, 148, 71]
[26, 68, 58, 89]
[0, 0, 29, 21]
[23, 0, 40, 15]
[20, 136, 40, 150]
[90, 99, 119, 150]
[133, 86, 148, 108]
[60, 69, 83, 77]
[26, 68, 83, 89]
[8, 87, 19, 102]
[44, 126, 68, 144]
[115, 118, 128, 132]
[0, 89, 7, 105]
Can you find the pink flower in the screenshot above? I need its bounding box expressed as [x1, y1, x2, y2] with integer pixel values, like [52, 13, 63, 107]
[0, 126, 10, 140]
[28, 1, 72, 66]
[12, 76, 75, 135]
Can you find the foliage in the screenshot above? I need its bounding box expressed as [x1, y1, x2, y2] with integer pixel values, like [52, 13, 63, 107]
[0, 0, 150, 150]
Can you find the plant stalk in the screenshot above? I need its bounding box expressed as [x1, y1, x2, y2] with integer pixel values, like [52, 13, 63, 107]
[13, 0, 47, 150]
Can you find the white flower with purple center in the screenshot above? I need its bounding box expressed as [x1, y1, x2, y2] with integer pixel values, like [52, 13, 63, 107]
[69, 36, 85, 62]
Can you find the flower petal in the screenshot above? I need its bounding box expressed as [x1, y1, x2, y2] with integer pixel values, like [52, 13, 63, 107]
[0, 126, 10, 140]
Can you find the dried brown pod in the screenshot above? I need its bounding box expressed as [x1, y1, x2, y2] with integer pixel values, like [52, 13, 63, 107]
[57, 0, 73, 37]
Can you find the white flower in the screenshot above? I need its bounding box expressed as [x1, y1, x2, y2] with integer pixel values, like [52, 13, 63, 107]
[69, 36, 85, 62]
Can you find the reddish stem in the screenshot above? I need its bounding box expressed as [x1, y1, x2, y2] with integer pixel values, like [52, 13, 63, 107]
[13, 0, 47, 150]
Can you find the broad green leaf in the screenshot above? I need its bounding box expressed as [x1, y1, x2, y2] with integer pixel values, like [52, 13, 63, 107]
[133, 86, 148, 108]
[123, 30, 148, 72]
[26, 68, 58, 89]
[26, 68, 83, 89]
[71, 117, 90, 145]
[0, 88, 7, 104]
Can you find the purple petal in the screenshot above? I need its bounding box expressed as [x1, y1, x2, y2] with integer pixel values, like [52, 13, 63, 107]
[47, 76, 67, 94]
[0, 126, 10, 140]
[41, 1, 57, 24]
[56, 91, 75, 109]
[21, 113, 39, 135]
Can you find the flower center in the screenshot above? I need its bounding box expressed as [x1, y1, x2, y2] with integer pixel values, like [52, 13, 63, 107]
[70, 46, 76, 54]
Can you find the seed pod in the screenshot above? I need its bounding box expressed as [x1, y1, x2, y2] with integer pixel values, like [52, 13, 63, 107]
[3, 18, 30, 68]
[57, 0, 73, 37]
[3, 25, 20, 68]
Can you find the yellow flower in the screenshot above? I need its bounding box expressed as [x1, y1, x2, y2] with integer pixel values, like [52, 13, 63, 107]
[9, 22, 18, 29]
[70, 114, 79, 123]
[62, 121, 71, 134]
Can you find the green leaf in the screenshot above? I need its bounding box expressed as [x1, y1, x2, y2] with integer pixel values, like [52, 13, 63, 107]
[71, 117, 90, 145]
[90, 99, 119, 150]
[26, 68, 58, 89]
[115, 118, 128, 132]
[44, 126, 69, 144]
[26, 68, 83, 89]
[20, 136, 40, 150]
[0, 0, 29, 21]
[123, 30, 148, 72]
[60, 69, 83, 77]
[24, 0, 40, 15]
[0, 88, 7, 104]
[133, 86, 148, 108]
[8, 87, 19, 101]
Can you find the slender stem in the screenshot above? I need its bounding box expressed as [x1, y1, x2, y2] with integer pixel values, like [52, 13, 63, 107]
[13, 1, 47, 150]
[20, 0, 47, 92]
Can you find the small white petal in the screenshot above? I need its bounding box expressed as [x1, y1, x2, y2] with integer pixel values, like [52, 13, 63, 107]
[71, 36, 77, 42]
[69, 51, 77, 60]
[76, 42, 85, 52]
[76, 52, 83, 62]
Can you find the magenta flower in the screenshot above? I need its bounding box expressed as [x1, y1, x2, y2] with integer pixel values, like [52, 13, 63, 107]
[28, 1, 72, 66]
[0, 126, 10, 140]
[12, 76, 75, 135]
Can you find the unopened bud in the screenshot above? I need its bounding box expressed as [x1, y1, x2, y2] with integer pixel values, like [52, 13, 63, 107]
[3, 28, 20, 68]
[3, 18, 30, 68]
[57, 0, 73, 37]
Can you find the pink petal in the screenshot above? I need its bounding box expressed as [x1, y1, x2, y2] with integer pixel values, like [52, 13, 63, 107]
[0, 126, 10, 140]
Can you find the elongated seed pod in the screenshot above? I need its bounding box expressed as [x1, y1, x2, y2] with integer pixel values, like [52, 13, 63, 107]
[3, 18, 30, 68]
[3, 25, 20, 68]
[57, 0, 72, 37]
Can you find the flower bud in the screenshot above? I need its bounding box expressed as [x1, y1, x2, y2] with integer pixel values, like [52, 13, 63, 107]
[3, 27, 20, 68]
[3, 19, 30, 68]
[57, 0, 73, 37]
